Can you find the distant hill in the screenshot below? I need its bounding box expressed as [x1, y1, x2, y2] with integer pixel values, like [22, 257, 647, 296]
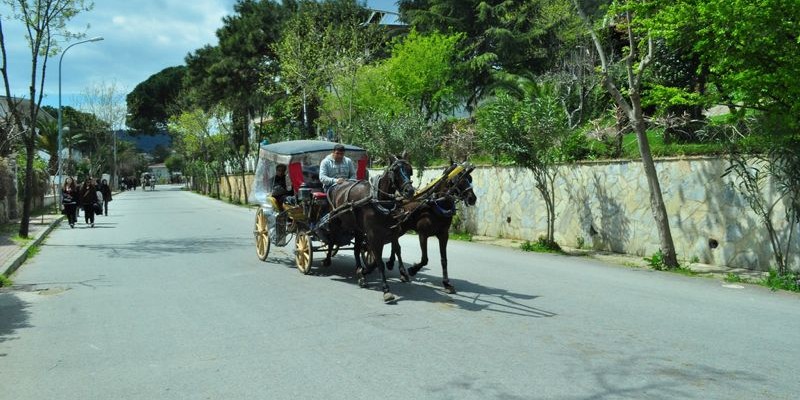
[117, 130, 171, 152]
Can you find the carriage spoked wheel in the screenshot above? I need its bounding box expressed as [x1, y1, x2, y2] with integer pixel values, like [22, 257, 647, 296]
[254, 209, 270, 261]
[295, 232, 313, 274]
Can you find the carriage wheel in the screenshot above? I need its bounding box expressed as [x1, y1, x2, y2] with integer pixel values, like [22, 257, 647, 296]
[295, 232, 313, 274]
[254, 209, 271, 261]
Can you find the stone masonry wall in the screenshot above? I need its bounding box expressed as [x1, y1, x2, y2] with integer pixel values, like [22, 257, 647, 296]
[411, 157, 799, 271]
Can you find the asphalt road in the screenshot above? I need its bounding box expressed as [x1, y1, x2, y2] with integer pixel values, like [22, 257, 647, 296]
[1, 184, 798, 400]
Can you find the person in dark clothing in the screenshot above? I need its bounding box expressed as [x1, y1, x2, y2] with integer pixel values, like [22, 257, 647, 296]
[79, 178, 99, 227]
[98, 179, 112, 215]
[272, 164, 292, 209]
[61, 177, 79, 228]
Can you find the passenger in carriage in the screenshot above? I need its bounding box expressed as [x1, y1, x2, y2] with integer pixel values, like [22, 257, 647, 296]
[319, 144, 356, 193]
[271, 164, 292, 209]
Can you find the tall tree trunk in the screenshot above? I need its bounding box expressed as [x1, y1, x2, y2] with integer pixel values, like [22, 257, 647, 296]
[573, 1, 678, 267]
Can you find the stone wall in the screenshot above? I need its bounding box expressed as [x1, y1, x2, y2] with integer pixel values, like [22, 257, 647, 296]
[411, 157, 798, 271]
[232, 157, 799, 271]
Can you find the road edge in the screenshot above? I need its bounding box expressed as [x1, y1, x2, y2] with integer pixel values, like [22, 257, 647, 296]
[1, 215, 66, 278]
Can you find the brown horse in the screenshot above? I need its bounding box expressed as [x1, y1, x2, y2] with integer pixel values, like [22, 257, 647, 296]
[324, 154, 415, 302]
[388, 163, 477, 294]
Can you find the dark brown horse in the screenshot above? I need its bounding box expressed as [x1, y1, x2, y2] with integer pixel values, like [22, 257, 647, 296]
[388, 162, 477, 294]
[323, 154, 415, 302]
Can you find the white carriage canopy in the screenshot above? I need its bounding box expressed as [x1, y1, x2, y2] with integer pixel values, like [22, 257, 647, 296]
[250, 140, 369, 206]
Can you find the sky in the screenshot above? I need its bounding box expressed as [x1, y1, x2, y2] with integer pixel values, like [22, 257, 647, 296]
[3, 0, 399, 109]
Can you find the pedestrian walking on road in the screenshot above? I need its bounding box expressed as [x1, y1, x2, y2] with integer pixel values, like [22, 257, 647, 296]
[99, 178, 112, 215]
[79, 178, 99, 227]
[61, 177, 78, 228]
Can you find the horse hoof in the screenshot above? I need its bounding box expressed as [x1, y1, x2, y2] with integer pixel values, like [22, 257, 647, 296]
[383, 292, 396, 302]
[409, 267, 420, 277]
[358, 277, 367, 288]
[445, 286, 456, 294]
[386, 262, 394, 271]
[400, 272, 410, 283]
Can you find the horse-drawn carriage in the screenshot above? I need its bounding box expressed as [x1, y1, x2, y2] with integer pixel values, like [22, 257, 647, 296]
[252, 139, 476, 302]
[252, 140, 371, 273]
[141, 173, 156, 191]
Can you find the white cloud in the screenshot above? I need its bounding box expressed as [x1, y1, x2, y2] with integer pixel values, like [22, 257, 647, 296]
[3, 0, 397, 108]
[4, 0, 234, 106]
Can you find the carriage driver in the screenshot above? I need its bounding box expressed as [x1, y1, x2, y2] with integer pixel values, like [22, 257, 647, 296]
[319, 144, 356, 193]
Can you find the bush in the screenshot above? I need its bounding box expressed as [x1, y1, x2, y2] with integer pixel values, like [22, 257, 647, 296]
[520, 236, 562, 253]
[761, 269, 800, 292]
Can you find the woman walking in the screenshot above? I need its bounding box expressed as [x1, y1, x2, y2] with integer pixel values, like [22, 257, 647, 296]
[79, 178, 99, 228]
[61, 177, 79, 228]
[98, 179, 113, 215]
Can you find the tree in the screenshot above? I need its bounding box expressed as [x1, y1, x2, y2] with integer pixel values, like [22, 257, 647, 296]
[80, 80, 127, 186]
[477, 86, 570, 245]
[649, 0, 800, 124]
[383, 29, 465, 121]
[398, 0, 584, 110]
[0, 0, 93, 237]
[125, 66, 186, 134]
[572, 0, 678, 268]
[277, 0, 382, 132]
[164, 153, 184, 176]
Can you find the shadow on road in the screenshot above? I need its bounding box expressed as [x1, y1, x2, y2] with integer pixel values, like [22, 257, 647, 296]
[43, 236, 251, 258]
[551, 353, 768, 400]
[278, 254, 556, 318]
[0, 291, 32, 354]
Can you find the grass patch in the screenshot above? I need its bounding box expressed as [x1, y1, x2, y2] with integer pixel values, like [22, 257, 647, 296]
[669, 265, 699, 277]
[724, 273, 749, 283]
[520, 237, 563, 254]
[11, 234, 33, 246]
[25, 244, 40, 259]
[759, 269, 800, 292]
[449, 231, 472, 241]
[0, 274, 12, 287]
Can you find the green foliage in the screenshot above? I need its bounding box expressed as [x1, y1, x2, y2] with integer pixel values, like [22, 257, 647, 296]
[476, 90, 568, 169]
[277, 0, 383, 134]
[322, 62, 408, 122]
[644, 250, 693, 273]
[576, 236, 585, 249]
[724, 273, 747, 284]
[449, 232, 472, 242]
[339, 109, 439, 171]
[25, 243, 40, 259]
[126, 66, 186, 133]
[398, 0, 584, 109]
[644, 249, 668, 271]
[164, 154, 185, 175]
[520, 236, 562, 253]
[0, 274, 12, 288]
[384, 29, 466, 120]
[15, 153, 50, 200]
[760, 269, 800, 292]
[650, 0, 800, 128]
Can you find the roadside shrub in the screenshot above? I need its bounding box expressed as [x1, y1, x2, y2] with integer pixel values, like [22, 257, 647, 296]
[520, 236, 562, 253]
[761, 269, 800, 292]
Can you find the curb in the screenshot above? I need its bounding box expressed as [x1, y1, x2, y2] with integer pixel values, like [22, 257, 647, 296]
[1, 215, 66, 278]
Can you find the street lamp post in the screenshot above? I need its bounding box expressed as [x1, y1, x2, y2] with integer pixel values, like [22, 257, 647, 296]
[56, 36, 103, 197]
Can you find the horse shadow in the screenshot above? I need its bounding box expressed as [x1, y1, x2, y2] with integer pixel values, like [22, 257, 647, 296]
[293, 254, 555, 318]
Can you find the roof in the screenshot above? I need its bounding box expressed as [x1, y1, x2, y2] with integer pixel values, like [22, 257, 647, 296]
[260, 140, 366, 156]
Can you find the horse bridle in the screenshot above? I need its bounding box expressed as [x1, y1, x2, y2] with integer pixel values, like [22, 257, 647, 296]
[378, 159, 414, 199]
[447, 167, 475, 205]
